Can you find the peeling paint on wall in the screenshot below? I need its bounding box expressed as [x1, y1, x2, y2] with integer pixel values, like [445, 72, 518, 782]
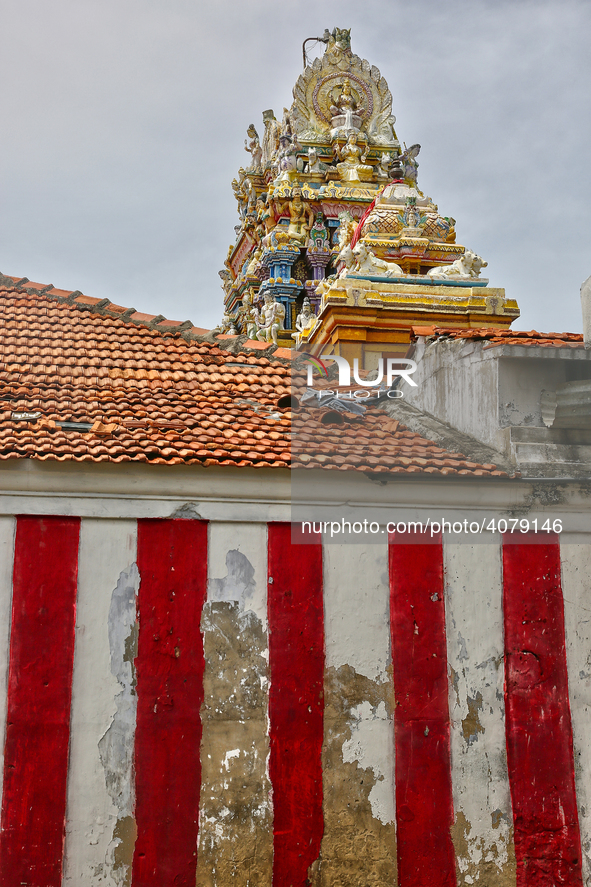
[196, 524, 272, 887]
[310, 665, 397, 886]
[311, 543, 397, 884]
[445, 541, 515, 887]
[98, 563, 140, 885]
[62, 519, 138, 887]
[562, 543, 591, 886]
[451, 812, 515, 887]
[342, 700, 395, 825]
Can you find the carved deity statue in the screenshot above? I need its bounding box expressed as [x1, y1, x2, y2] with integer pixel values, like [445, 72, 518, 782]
[261, 110, 280, 168]
[256, 292, 286, 345]
[244, 124, 263, 172]
[306, 146, 328, 176]
[390, 144, 421, 185]
[281, 107, 293, 138]
[427, 249, 488, 281]
[246, 247, 262, 276]
[336, 211, 356, 250]
[237, 291, 259, 339]
[218, 269, 232, 296]
[258, 196, 277, 245]
[274, 133, 301, 183]
[274, 187, 315, 246]
[217, 311, 238, 335]
[330, 78, 364, 132]
[292, 297, 316, 341]
[231, 169, 248, 219]
[334, 134, 373, 183]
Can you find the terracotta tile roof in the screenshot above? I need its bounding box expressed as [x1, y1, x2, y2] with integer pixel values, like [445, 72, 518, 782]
[411, 325, 585, 349]
[0, 277, 293, 469]
[0, 274, 508, 476]
[292, 409, 507, 476]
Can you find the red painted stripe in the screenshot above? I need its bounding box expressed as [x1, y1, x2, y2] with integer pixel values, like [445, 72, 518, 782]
[0, 516, 80, 887]
[268, 522, 324, 886]
[132, 519, 208, 886]
[503, 537, 583, 887]
[388, 533, 457, 887]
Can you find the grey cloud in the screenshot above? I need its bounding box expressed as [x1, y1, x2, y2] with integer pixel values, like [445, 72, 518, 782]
[1, 0, 589, 332]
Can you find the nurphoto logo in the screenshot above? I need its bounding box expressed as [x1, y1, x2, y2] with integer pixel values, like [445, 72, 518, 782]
[301, 352, 417, 399]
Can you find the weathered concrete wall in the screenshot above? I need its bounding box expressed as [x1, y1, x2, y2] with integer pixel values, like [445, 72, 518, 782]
[196, 522, 273, 887]
[0, 514, 589, 886]
[445, 539, 515, 887]
[312, 543, 397, 885]
[405, 338, 591, 459]
[405, 338, 502, 448]
[63, 519, 139, 886]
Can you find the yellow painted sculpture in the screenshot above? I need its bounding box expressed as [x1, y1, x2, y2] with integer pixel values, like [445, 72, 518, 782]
[273, 187, 315, 246]
[334, 134, 373, 183]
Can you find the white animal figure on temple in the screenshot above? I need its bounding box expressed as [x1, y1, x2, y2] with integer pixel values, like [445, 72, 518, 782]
[427, 249, 488, 280]
[337, 245, 356, 277]
[352, 241, 404, 277]
[376, 152, 392, 180]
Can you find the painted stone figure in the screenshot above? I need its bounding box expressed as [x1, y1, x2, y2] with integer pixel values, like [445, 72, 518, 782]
[390, 144, 421, 186]
[330, 78, 364, 132]
[334, 134, 373, 183]
[428, 249, 488, 280]
[244, 124, 263, 173]
[275, 187, 315, 246]
[352, 241, 404, 277]
[256, 292, 285, 345]
[292, 297, 316, 342]
[274, 133, 301, 183]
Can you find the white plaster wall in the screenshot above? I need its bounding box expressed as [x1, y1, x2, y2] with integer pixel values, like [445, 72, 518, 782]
[561, 541, 591, 885]
[0, 515, 15, 798]
[63, 519, 138, 887]
[207, 522, 268, 625]
[405, 339, 501, 449]
[322, 540, 395, 825]
[444, 538, 513, 882]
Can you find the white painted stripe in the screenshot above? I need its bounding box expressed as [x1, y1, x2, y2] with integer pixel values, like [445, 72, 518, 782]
[444, 539, 514, 883]
[196, 522, 272, 883]
[0, 516, 15, 801]
[63, 519, 138, 886]
[323, 540, 395, 825]
[323, 540, 391, 684]
[206, 521, 268, 625]
[561, 541, 591, 883]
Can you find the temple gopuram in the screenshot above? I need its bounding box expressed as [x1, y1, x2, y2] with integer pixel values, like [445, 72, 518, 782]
[219, 27, 519, 366]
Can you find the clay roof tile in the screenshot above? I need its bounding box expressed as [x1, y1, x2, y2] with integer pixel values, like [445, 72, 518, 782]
[0, 274, 514, 477]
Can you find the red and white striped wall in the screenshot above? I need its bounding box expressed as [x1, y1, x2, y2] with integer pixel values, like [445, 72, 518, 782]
[0, 516, 590, 887]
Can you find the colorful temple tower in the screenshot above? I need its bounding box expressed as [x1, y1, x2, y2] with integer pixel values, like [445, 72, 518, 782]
[220, 28, 519, 365]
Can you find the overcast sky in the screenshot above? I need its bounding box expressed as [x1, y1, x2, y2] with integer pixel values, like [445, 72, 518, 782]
[1, 0, 590, 333]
